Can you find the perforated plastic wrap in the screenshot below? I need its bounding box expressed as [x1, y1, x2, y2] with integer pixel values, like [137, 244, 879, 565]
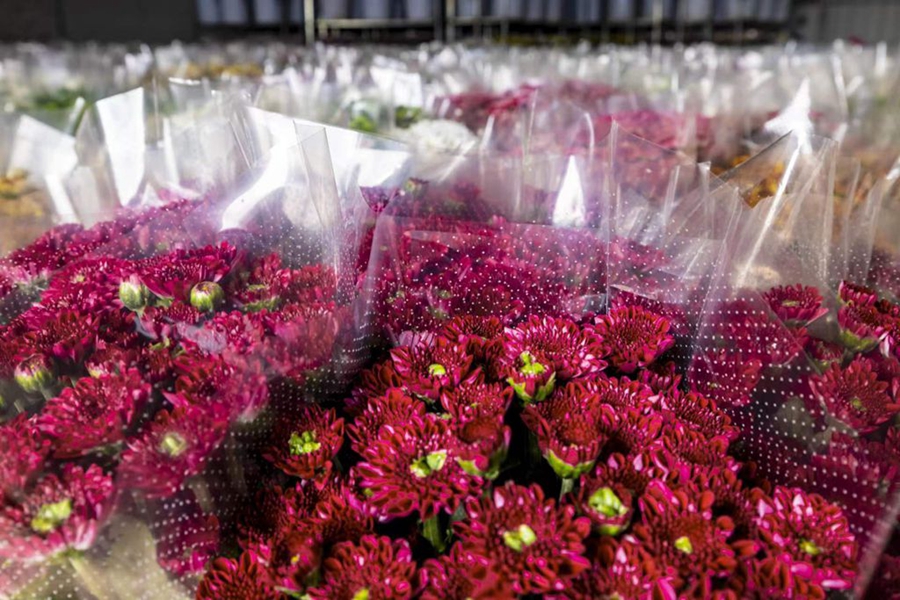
[0, 122, 366, 599]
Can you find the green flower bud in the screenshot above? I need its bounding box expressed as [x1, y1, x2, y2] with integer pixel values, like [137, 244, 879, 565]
[190, 281, 225, 312]
[14, 355, 55, 393]
[289, 430, 321, 456]
[410, 450, 448, 478]
[502, 524, 537, 552]
[118, 277, 150, 311]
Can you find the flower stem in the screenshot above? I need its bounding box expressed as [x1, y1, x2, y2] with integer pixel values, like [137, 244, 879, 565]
[422, 515, 446, 553]
[559, 477, 574, 501]
[68, 552, 110, 600]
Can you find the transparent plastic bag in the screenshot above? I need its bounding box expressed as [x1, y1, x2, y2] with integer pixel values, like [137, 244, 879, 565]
[0, 123, 362, 600]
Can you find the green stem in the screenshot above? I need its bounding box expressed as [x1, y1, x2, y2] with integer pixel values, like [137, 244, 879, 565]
[560, 478, 575, 501]
[422, 515, 446, 553]
[527, 431, 541, 471]
[69, 552, 110, 600]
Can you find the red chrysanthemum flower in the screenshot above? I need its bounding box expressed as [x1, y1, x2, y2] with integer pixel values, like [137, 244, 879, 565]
[839, 280, 878, 306]
[35, 370, 151, 458]
[593, 305, 674, 373]
[390, 336, 477, 401]
[744, 556, 826, 599]
[659, 423, 734, 470]
[689, 349, 762, 409]
[762, 284, 828, 325]
[196, 551, 279, 600]
[440, 379, 512, 421]
[23, 309, 97, 364]
[521, 389, 618, 479]
[455, 482, 591, 595]
[658, 390, 740, 443]
[640, 360, 683, 394]
[264, 405, 345, 480]
[355, 415, 479, 520]
[809, 357, 898, 433]
[753, 486, 858, 592]
[348, 389, 427, 454]
[0, 415, 49, 502]
[237, 479, 340, 550]
[579, 376, 655, 412]
[503, 317, 607, 398]
[547, 538, 675, 600]
[451, 413, 511, 480]
[168, 353, 270, 423]
[805, 338, 844, 372]
[118, 406, 228, 498]
[837, 303, 889, 353]
[629, 480, 740, 596]
[305, 535, 416, 600]
[348, 362, 406, 413]
[0, 464, 115, 563]
[418, 543, 515, 599]
[439, 315, 504, 344]
[713, 302, 804, 366]
[136, 242, 239, 301]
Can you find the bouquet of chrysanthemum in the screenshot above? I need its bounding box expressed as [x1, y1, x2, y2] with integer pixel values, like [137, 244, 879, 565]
[0, 128, 361, 599]
[189, 124, 873, 598]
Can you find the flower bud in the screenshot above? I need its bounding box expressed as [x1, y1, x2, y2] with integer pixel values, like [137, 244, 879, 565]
[118, 277, 150, 312]
[190, 281, 225, 312]
[14, 355, 55, 393]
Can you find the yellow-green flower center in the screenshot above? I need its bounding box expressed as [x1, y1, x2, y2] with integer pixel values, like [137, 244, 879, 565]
[410, 450, 448, 478]
[800, 538, 822, 556]
[289, 430, 321, 455]
[588, 487, 628, 518]
[674, 535, 693, 554]
[428, 363, 447, 377]
[519, 351, 547, 376]
[159, 432, 188, 457]
[781, 300, 801, 307]
[30, 498, 73, 533]
[352, 589, 369, 600]
[502, 524, 538, 552]
[850, 397, 864, 411]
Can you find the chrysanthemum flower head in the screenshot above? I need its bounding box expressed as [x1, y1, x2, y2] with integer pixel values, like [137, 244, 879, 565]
[196, 551, 279, 600]
[264, 405, 345, 480]
[455, 482, 591, 595]
[390, 336, 476, 402]
[305, 535, 416, 600]
[809, 357, 898, 433]
[348, 389, 427, 454]
[356, 414, 480, 520]
[762, 284, 828, 326]
[839, 280, 878, 306]
[35, 370, 151, 458]
[418, 543, 514, 599]
[118, 406, 227, 498]
[753, 486, 857, 593]
[837, 303, 889, 353]
[593, 305, 674, 373]
[659, 390, 740, 443]
[0, 415, 49, 502]
[440, 378, 512, 421]
[451, 413, 511, 480]
[689, 349, 762, 409]
[0, 464, 115, 563]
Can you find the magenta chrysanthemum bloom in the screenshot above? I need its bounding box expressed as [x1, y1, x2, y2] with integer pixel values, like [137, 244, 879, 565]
[440, 379, 512, 421]
[658, 390, 740, 443]
[640, 360, 682, 394]
[754, 486, 858, 592]
[196, 551, 279, 600]
[521, 390, 618, 479]
[713, 303, 804, 366]
[762, 284, 828, 326]
[418, 543, 514, 599]
[155, 499, 220, 576]
[136, 242, 239, 300]
[660, 423, 734, 470]
[118, 406, 227, 498]
[451, 414, 511, 480]
[35, 370, 151, 458]
[575, 475, 634, 537]
[689, 349, 762, 409]
[349, 362, 406, 411]
[390, 337, 476, 401]
[264, 405, 344, 480]
[629, 480, 740, 596]
[0, 415, 49, 502]
[837, 303, 889, 353]
[23, 309, 97, 364]
[839, 280, 878, 306]
[744, 556, 826, 599]
[305, 535, 416, 600]
[809, 357, 898, 433]
[347, 389, 427, 454]
[547, 538, 674, 600]
[579, 376, 655, 412]
[593, 305, 674, 373]
[440, 315, 504, 344]
[455, 482, 591, 595]
[356, 414, 479, 519]
[0, 464, 115, 563]
[503, 317, 607, 397]
[805, 338, 844, 372]
[168, 353, 270, 423]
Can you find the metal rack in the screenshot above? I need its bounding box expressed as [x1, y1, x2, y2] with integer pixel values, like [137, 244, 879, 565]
[195, 0, 793, 45]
